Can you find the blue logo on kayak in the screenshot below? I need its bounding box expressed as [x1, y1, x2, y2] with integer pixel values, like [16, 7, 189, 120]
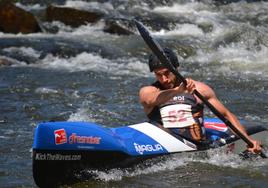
[134, 143, 163, 155]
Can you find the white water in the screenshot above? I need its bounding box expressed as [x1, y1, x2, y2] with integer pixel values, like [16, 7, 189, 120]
[154, 23, 204, 37]
[3, 46, 42, 59]
[1, 1, 268, 187]
[32, 52, 149, 76]
[2, 0, 266, 126]
[64, 0, 114, 14]
[15, 2, 46, 11]
[1, 1, 267, 80]
[86, 149, 267, 182]
[90, 156, 187, 181]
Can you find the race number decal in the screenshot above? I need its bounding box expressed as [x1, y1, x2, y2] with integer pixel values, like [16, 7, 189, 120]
[160, 104, 195, 128]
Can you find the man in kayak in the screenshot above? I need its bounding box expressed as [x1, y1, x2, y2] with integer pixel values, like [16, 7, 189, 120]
[139, 48, 261, 153]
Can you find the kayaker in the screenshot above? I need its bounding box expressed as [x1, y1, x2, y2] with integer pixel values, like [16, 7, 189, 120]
[139, 48, 262, 154]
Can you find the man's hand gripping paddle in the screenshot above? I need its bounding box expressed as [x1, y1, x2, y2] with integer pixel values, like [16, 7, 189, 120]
[134, 19, 268, 158]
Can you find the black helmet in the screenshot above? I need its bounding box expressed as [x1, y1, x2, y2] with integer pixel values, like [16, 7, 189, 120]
[148, 48, 180, 72]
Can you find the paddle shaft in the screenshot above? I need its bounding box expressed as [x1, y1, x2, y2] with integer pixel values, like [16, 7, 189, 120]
[134, 20, 255, 148]
[170, 68, 254, 147]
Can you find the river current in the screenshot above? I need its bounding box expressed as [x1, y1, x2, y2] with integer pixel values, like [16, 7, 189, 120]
[0, 0, 268, 187]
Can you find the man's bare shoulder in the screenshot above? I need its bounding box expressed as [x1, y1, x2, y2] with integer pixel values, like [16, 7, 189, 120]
[194, 80, 210, 89]
[193, 80, 215, 97]
[139, 85, 158, 94]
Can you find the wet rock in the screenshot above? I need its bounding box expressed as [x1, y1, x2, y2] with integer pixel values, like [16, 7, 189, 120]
[46, 5, 104, 27]
[175, 45, 196, 59]
[0, 1, 42, 34]
[212, 29, 242, 48]
[0, 58, 13, 66]
[197, 22, 214, 33]
[104, 19, 135, 35]
[137, 13, 185, 32]
[165, 42, 196, 59]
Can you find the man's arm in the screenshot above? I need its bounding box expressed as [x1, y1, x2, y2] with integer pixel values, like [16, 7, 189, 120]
[195, 81, 262, 153]
[139, 84, 184, 114]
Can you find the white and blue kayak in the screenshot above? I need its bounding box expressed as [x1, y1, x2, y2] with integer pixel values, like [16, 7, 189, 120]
[32, 118, 267, 187]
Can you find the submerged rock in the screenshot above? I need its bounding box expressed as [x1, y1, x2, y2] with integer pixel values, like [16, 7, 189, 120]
[0, 1, 42, 34]
[175, 45, 196, 59]
[0, 58, 13, 66]
[104, 19, 135, 35]
[197, 22, 214, 34]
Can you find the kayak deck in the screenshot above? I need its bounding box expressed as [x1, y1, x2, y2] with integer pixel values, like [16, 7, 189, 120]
[32, 119, 267, 187]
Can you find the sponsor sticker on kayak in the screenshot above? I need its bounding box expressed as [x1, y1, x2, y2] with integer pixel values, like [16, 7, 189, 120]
[204, 122, 228, 132]
[54, 129, 101, 145]
[35, 153, 81, 161]
[69, 133, 101, 144]
[54, 129, 67, 145]
[134, 142, 163, 155]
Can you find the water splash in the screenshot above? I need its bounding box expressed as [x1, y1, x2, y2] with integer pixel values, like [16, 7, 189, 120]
[191, 43, 268, 79]
[3, 47, 41, 59]
[24, 51, 150, 77]
[154, 23, 204, 37]
[35, 87, 60, 94]
[80, 149, 268, 182]
[153, 1, 211, 15]
[68, 107, 97, 122]
[86, 155, 187, 181]
[65, 0, 114, 14]
[15, 2, 46, 11]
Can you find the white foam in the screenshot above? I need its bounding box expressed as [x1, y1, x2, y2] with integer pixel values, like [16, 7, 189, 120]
[33, 52, 111, 72]
[197, 148, 268, 169]
[154, 23, 204, 37]
[89, 155, 187, 181]
[3, 47, 41, 59]
[68, 107, 97, 122]
[153, 2, 207, 15]
[15, 2, 45, 11]
[151, 1, 255, 43]
[27, 52, 150, 77]
[83, 148, 268, 182]
[35, 87, 59, 94]
[64, 0, 114, 12]
[68, 21, 107, 36]
[192, 43, 268, 78]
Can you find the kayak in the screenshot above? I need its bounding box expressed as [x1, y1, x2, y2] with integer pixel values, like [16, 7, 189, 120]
[32, 118, 267, 187]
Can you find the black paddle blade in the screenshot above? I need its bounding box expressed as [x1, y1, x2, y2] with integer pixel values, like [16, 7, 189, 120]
[134, 20, 163, 53]
[240, 146, 268, 160]
[260, 146, 268, 158]
[133, 19, 187, 86]
[240, 150, 261, 160]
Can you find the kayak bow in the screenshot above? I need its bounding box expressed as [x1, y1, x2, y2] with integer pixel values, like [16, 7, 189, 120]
[32, 118, 267, 187]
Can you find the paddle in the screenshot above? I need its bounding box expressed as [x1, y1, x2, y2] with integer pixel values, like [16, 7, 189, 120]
[134, 19, 268, 158]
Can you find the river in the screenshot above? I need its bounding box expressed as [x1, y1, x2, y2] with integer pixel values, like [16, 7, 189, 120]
[0, 0, 268, 187]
